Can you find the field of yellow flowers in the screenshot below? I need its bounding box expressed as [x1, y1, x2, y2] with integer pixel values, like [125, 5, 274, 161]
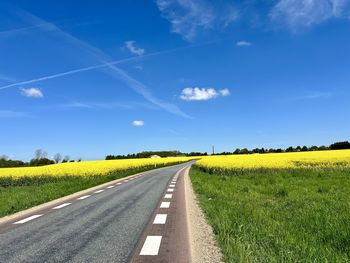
[0, 157, 192, 185]
[195, 149, 350, 175]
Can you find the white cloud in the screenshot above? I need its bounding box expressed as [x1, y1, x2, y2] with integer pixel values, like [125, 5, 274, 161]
[180, 87, 230, 101]
[132, 120, 145, 127]
[20, 87, 43, 98]
[219, 88, 230, 96]
[156, 0, 239, 41]
[270, 0, 350, 29]
[236, 41, 252, 47]
[125, 41, 145, 56]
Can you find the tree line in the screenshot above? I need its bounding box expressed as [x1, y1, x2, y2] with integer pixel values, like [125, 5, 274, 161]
[0, 149, 81, 168]
[105, 150, 208, 160]
[214, 141, 350, 155]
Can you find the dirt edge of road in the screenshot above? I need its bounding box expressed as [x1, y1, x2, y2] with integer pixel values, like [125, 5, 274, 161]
[184, 167, 223, 263]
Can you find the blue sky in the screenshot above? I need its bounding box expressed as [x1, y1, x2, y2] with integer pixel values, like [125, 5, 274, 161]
[1, 0, 350, 160]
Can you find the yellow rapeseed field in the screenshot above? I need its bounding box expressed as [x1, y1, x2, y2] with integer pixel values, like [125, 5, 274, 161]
[196, 150, 350, 171]
[0, 157, 192, 180]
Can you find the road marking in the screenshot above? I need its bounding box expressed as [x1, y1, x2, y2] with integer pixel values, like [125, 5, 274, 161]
[164, 194, 173, 199]
[160, 202, 170, 208]
[94, 189, 104, 193]
[169, 184, 175, 187]
[77, 195, 91, 200]
[167, 188, 174, 192]
[13, 214, 43, 224]
[140, 236, 162, 256]
[117, 182, 122, 185]
[52, 203, 71, 209]
[107, 185, 114, 189]
[153, 214, 167, 224]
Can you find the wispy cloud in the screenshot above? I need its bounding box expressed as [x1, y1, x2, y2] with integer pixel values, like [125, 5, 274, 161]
[156, 0, 239, 41]
[270, 0, 350, 30]
[20, 87, 43, 98]
[125, 41, 145, 56]
[0, 74, 16, 83]
[4, 8, 190, 118]
[236, 40, 252, 47]
[132, 120, 144, 127]
[180, 87, 230, 101]
[0, 110, 29, 118]
[296, 91, 333, 100]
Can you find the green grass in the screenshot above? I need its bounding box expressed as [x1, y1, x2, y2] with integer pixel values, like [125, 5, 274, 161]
[0, 163, 182, 218]
[190, 166, 350, 262]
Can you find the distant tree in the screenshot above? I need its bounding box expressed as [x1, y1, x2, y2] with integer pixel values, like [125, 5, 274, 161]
[53, 153, 62, 164]
[286, 146, 294, 152]
[309, 146, 319, 151]
[62, 155, 70, 163]
[296, 146, 302, 152]
[0, 155, 9, 160]
[240, 148, 249, 154]
[77, 158, 82, 162]
[34, 149, 44, 159]
[233, 148, 241, 154]
[330, 141, 350, 150]
[301, 146, 308, 152]
[319, 145, 328, 151]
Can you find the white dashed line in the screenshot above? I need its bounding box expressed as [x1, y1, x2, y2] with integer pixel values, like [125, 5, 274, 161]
[77, 195, 91, 200]
[167, 188, 174, 192]
[107, 185, 114, 189]
[169, 184, 175, 188]
[52, 203, 71, 209]
[160, 202, 170, 208]
[94, 190, 104, 193]
[164, 194, 173, 199]
[153, 214, 167, 224]
[13, 214, 43, 224]
[117, 182, 122, 185]
[140, 236, 162, 256]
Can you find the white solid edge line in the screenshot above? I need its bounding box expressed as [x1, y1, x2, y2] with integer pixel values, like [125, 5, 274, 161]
[167, 188, 174, 192]
[153, 214, 167, 224]
[160, 202, 170, 208]
[94, 190, 104, 193]
[52, 203, 71, 209]
[77, 195, 91, 200]
[140, 236, 162, 256]
[13, 214, 43, 224]
[164, 194, 173, 198]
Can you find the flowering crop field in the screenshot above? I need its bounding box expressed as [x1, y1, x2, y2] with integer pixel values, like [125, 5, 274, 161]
[0, 157, 192, 186]
[196, 149, 350, 174]
[0, 157, 192, 217]
[190, 150, 350, 262]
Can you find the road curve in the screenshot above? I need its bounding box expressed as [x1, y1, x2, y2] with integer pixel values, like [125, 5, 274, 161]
[0, 162, 193, 263]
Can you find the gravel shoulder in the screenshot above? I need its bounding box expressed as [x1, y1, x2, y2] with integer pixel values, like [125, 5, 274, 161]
[184, 167, 223, 263]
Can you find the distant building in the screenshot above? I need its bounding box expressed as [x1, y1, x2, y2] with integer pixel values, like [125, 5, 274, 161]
[150, 155, 161, 158]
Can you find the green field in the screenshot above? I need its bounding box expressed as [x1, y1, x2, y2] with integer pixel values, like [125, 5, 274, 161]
[190, 166, 350, 262]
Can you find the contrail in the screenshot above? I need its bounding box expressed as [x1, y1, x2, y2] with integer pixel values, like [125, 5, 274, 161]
[0, 44, 206, 91]
[2, 8, 213, 117]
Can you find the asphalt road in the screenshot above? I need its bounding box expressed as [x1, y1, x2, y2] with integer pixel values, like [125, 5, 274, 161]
[0, 162, 192, 263]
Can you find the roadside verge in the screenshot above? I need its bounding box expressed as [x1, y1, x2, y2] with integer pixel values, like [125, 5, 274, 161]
[184, 167, 223, 263]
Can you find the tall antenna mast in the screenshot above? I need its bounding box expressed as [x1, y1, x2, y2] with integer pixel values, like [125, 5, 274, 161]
[212, 145, 215, 155]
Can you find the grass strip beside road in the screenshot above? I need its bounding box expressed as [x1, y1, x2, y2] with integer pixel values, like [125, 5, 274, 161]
[0, 163, 183, 218]
[190, 166, 350, 262]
